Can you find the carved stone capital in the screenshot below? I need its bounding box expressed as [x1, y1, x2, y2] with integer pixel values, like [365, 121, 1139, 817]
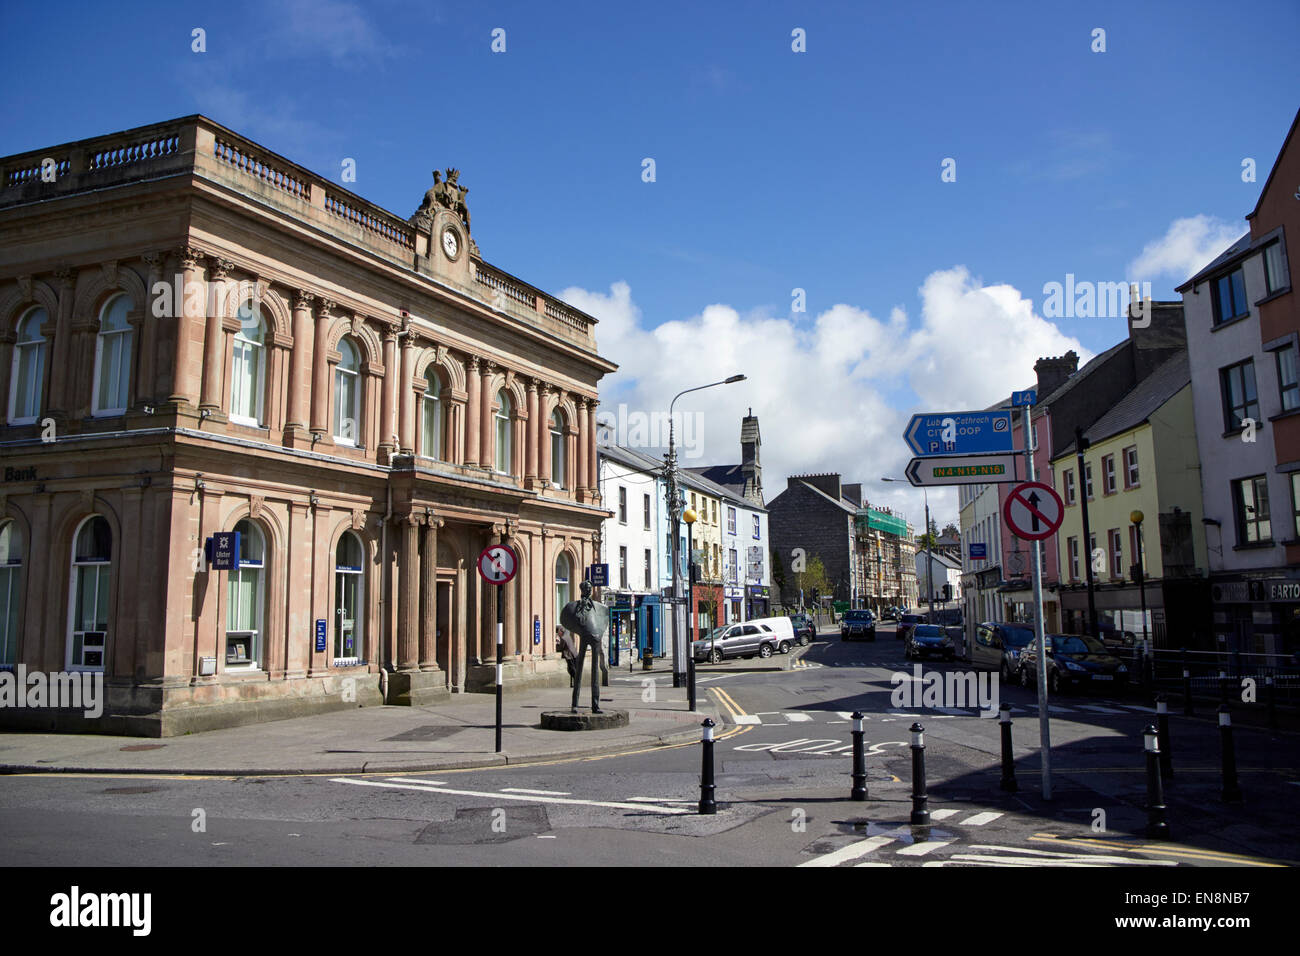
[178, 245, 206, 270]
[53, 265, 75, 285]
[16, 275, 32, 301]
[100, 260, 119, 288]
[208, 258, 234, 281]
[293, 289, 315, 311]
[317, 298, 336, 319]
[141, 253, 164, 275]
[466, 355, 481, 374]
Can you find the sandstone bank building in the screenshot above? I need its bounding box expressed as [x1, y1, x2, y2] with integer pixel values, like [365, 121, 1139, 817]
[0, 116, 615, 734]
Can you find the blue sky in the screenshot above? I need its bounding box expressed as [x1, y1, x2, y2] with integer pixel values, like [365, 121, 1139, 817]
[3, 0, 1297, 526]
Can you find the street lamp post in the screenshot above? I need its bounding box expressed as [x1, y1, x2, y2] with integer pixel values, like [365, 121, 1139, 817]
[664, 375, 746, 696]
[684, 507, 698, 711]
[882, 477, 932, 621]
[1131, 510, 1151, 684]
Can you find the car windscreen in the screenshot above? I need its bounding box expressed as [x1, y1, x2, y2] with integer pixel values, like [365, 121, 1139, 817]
[844, 612, 872, 622]
[1000, 626, 1035, 647]
[913, 625, 943, 637]
[1052, 635, 1107, 655]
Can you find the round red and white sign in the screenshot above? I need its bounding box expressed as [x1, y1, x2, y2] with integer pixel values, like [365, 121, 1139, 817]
[476, 543, 518, 585]
[1003, 480, 1064, 541]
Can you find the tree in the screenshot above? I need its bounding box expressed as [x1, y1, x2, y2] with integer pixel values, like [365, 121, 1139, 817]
[795, 554, 831, 606]
[696, 587, 721, 633]
[941, 522, 959, 539]
[917, 516, 941, 551]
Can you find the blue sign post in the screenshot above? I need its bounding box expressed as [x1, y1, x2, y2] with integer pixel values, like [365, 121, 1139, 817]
[904, 411, 1014, 457]
[969, 542, 988, 560]
[1011, 389, 1037, 407]
[315, 619, 327, 653]
[588, 563, 609, 586]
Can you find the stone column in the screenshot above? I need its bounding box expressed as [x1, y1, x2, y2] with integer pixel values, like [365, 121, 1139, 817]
[310, 299, 333, 435]
[48, 267, 75, 417]
[525, 379, 539, 487]
[170, 247, 204, 407]
[137, 255, 163, 408]
[420, 516, 442, 670]
[399, 333, 416, 454]
[378, 328, 397, 457]
[576, 398, 590, 497]
[539, 388, 554, 486]
[200, 258, 233, 413]
[464, 355, 481, 466]
[479, 361, 495, 470]
[286, 290, 314, 433]
[587, 398, 600, 499]
[397, 513, 421, 670]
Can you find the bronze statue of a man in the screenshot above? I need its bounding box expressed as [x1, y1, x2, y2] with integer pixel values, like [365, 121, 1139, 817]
[559, 580, 608, 713]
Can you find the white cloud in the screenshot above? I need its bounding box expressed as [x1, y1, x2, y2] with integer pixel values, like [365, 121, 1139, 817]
[1128, 215, 1245, 283]
[562, 267, 1088, 528]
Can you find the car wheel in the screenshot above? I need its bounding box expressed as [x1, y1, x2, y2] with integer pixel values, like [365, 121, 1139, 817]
[759, 644, 773, 659]
[779, 641, 791, 654]
[710, 649, 723, 664]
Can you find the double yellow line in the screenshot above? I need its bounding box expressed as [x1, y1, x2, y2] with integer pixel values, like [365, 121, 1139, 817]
[1030, 832, 1286, 867]
[711, 687, 753, 741]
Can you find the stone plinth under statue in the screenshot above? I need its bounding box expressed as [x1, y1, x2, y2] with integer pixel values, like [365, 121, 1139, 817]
[540, 709, 629, 731]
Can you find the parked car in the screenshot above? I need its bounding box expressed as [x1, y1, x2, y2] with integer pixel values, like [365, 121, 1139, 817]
[789, 613, 816, 645]
[896, 612, 927, 642]
[693, 616, 796, 662]
[881, 606, 899, 622]
[970, 621, 1038, 683]
[905, 624, 955, 661]
[1017, 633, 1130, 695]
[840, 609, 877, 641]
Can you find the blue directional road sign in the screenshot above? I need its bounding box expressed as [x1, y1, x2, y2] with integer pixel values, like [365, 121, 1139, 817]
[904, 410, 1014, 457]
[1011, 389, 1037, 407]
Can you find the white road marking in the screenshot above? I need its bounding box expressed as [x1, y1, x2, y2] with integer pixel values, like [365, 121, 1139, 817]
[929, 809, 961, 821]
[330, 777, 692, 815]
[835, 712, 857, 720]
[538, 835, 557, 839]
[732, 715, 761, 725]
[959, 812, 1003, 826]
[942, 856, 1105, 867]
[896, 840, 952, 856]
[627, 797, 696, 804]
[500, 788, 571, 796]
[785, 713, 814, 722]
[968, 845, 1178, 865]
[853, 861, 892, 867]
[799, 835, 896, 867]
[1075, 704, 1127, 715]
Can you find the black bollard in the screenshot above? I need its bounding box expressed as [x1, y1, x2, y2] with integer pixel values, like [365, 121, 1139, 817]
[909, 722, 930, 825]
[698, 718, 717, 814]
[1265, 675, 1278, 730]
[1181, 649, 1193, 716]
[850, 711, 867, 801]
[999, 704, 1018, 792]
[1219, 706, 1243, 804]
[1219, 670, 1229, 706]
[1155, 696, 1173, 780]
[1143, 724, 1170, 839]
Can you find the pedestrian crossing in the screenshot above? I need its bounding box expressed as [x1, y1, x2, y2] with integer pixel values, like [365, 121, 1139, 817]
[719, 699, 1158, 726]
[798, 812, 1184, 868]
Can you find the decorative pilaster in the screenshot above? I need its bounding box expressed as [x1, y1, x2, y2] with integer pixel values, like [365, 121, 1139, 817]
[47, 266, 75, 417]
[397, 512, 422, 670]
[310, 299, 334, 436]
[169, 246, 205, 407]
[200, 257, 233, 413]
[479, 361, 496, 470]
[576, 398, 590, 498]
[525, 379, 540, 488]
[399, 331, 416, 454]
[539, 387, 555, 486]
[138, 254, 164, 408]
[379, 328, 397, 459]
[420, 515, 443, 670]
[586, 398, 600, 500]
[464, 355, 481, 466]
[285, 290, 314, 436]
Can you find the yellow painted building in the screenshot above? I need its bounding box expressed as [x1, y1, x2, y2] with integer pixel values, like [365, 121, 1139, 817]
[1050, 354, 1211, 646]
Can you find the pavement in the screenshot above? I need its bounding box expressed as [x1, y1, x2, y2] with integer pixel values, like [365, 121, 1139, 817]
[0, 637, 819, 777]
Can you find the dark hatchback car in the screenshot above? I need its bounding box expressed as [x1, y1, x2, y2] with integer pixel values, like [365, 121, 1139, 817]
[789, 613, 816, 645]
[896, 612, 927, 642]
[1017, 634, 1129, 695]
[971, 622, 1038, 683]
[905, 624, 955, 661]
[840, 610, 877, 641]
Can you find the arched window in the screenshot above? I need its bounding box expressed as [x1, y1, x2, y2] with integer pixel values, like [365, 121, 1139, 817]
[0, 521, 21, 664]
[555, 552, 571, 625]
[334, 532, 365, 662]
[68, 516, 112, 669]
[230, 302, 266, 425]
[421, 368, 442, 460]
[225, 520, 265, 669]
[92, 294, 132, 416]
[8, 308, 47, 423]
[334, 338, 360, 445]
[550, 409, 565, 488]
[495, 389, 512, 474]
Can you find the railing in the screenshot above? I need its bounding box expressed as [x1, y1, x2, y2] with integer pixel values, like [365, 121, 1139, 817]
[544, 297, 590, 332]
[475, 261, 536, 310]
[6, 156, 70, 187]
[213, 137, 308, 200]
[90, 132, 181, 171]
[323, 190, 415, 250]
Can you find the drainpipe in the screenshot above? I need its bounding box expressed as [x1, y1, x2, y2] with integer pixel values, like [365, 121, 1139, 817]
[379, 483, 393, 702]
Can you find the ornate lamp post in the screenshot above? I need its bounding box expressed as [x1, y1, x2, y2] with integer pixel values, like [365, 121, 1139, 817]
[684, 506, 699, 711]
[1131, 509, 1151, 682]
[663, 375, 746, 693]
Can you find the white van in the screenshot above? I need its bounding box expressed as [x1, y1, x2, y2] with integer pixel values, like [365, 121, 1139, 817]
[692, 615, 797, 663]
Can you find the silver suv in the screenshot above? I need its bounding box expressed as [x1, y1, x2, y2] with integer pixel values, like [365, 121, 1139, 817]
[693, 621, 787, 663]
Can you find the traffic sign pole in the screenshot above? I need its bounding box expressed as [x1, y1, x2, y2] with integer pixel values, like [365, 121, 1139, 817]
[1022, 404, 1052, 800]
[496, 584, 504, 753]
[476, 543, 518, 754]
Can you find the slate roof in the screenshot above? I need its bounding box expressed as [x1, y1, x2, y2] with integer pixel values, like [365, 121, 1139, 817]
[1175, 232, 1252, 292]
[1053, 351, 1190, 458]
